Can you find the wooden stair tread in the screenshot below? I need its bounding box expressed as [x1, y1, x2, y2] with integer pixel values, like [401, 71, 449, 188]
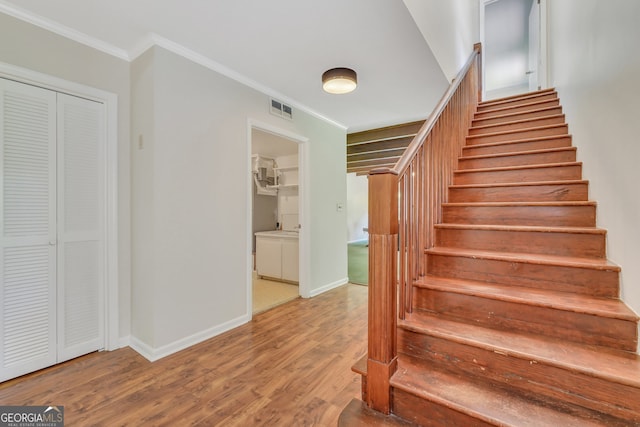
[351, 354, 367, 376]
[472, 105, 563, 123]
[425, 246, 621, 271]
[449, 179, 588, 190]
[391, 356, 613, 427]
[475, 98, 561, 118]
[414, 275, 638, 321]
[399, 312, 640, 389]
[462, 134, 572, 151]
[459, 146, 576, 161]
[468, 113, 566, 132]
[466, 124, 567, 140]
[338, 399, 415, 427]
[434, 222, 605, 235]
[454, 161, 581, 174]
[443, 200, 596, 208]
[479, 91, 558, 111]
[479, 88, 556, 106]
[447, 182, 590, 202]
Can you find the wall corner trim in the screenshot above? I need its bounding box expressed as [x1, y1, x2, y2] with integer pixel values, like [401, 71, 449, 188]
[128, 313, 251, 362]
[308, 278, 349, 298]
[117, 335, 131, 349]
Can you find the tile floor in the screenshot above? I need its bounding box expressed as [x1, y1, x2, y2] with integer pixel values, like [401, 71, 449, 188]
[252, 271, 299, 314]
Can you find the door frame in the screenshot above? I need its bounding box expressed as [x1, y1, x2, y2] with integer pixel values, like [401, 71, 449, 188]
[478, 0, 549, 100]
[246, 119, 309, 317]
[0, 61, 119, 352]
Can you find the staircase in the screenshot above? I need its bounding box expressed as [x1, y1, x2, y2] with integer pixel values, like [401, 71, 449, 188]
[342, 88, 640, 426]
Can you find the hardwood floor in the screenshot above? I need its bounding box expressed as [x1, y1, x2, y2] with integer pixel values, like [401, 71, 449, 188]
[0, 284, 368, 426]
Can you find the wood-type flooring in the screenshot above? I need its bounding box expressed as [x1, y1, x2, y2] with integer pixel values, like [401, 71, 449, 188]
[0, 284, 368, 426]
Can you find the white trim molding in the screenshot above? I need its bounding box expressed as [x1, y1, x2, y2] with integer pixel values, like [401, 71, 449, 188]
[118, 335, 131, 349]
[146, 34, 346, 130]
[308, 278, 349, 298]
[0, 4, 347, 130]
[0, 2, 129, 60]
[246, 119, 310, 312]
[129, 314, 250, 362]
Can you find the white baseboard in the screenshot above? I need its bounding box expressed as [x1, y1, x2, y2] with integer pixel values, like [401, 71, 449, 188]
[128, 336, 156, 361]
[308, 277, 349, 298]
[117, 335, 131, 349]
[129, 313, 251, 362]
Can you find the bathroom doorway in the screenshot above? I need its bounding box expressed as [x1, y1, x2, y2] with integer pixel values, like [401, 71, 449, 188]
[249, 125, 304, 314]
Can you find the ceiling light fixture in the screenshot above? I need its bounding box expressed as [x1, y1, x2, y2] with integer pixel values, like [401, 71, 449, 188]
[322, 67, 357, 94]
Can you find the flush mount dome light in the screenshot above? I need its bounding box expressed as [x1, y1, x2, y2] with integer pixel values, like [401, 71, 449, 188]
[322, 67, 357, 94]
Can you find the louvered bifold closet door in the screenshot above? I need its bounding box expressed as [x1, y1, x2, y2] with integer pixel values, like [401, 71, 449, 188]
[0, 79, 57, 382]
[56, 93, 104, 362]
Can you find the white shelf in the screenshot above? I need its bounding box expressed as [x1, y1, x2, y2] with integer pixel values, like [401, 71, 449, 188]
[266, 184, 298, 190]
[273, 165, 298, 189]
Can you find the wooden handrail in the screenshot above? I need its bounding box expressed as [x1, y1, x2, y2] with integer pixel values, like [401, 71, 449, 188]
[370, 43, 482, 178]
[365, 43, 481, 414]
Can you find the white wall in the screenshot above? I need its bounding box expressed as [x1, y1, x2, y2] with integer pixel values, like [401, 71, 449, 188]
[403, 0, 480, 81]
[0, 13, 132, 342]
[131, 46, 347, 356]
[548, 0, 640, 344]
[347, 173, 369, 243]
[130, 48, 155, 347]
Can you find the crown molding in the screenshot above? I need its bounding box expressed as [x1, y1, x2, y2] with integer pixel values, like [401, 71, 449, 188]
[0, 2, 129, 60]
[0, 3, 347, 130]
[127, 33, 156, 61]
[139, 34, 347, 130]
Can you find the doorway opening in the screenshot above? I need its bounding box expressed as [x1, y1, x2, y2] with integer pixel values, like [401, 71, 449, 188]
[480, 0, 547, 100]
[249, 124, 306, 314]
[346, 173, 368, 285]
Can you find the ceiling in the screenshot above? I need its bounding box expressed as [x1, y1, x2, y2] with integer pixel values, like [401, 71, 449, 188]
[0, 0, 449, 132]
[251, 129, 298, 158]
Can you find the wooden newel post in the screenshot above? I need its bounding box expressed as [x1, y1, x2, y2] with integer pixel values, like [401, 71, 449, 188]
[367, 170, 398, 414]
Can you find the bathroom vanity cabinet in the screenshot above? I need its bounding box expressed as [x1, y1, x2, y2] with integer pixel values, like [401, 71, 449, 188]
[255, 231, 299, 283]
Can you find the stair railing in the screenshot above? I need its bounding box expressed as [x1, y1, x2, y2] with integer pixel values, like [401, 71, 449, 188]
[365, 44, 482, 414]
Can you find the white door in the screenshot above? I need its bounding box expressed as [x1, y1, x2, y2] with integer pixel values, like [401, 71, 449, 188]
[0, 79, 104, 382]
[0, 79, 57, 381]
[528, 0, 541, 91]
[56, 93, 105, 362]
